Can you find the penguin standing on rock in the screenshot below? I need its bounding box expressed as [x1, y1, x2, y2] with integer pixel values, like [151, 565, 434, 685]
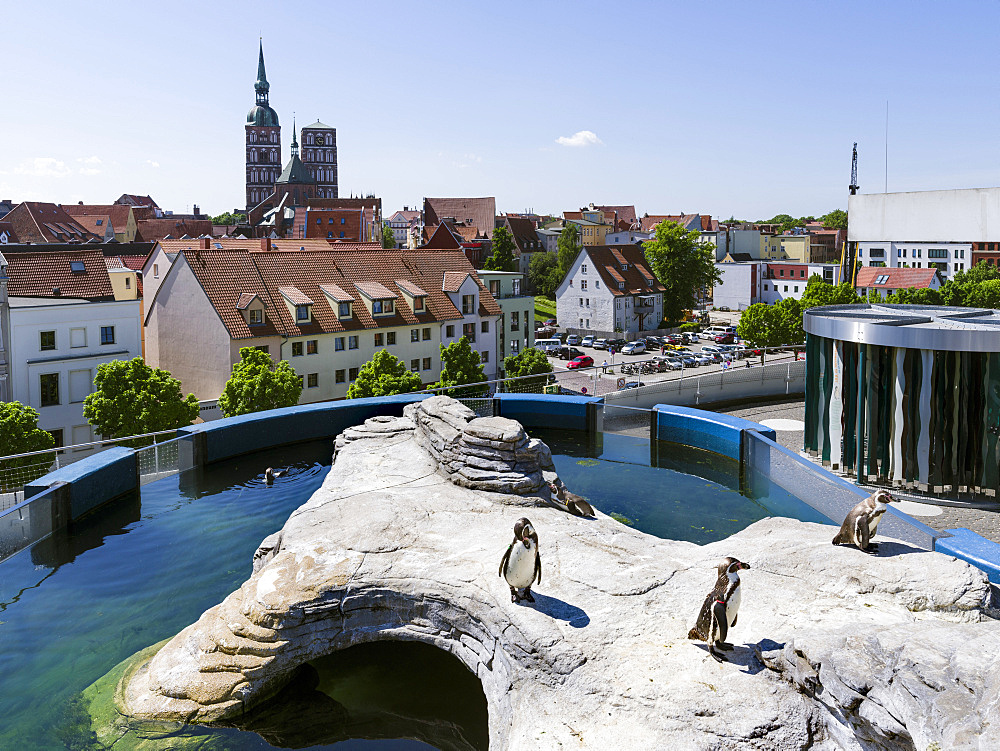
[548, 481, 595, 517]
[832, 490, 895, 553]
[499, 518, 542, 604]
[688, 557, 750, 663]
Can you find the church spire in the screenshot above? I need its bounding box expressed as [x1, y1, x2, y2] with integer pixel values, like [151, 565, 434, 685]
[291, 117, 299, 157]
[255, 39, 270, 106]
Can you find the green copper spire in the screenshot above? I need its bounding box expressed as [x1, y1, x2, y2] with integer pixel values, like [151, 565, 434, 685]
[255, 39, 270, 105]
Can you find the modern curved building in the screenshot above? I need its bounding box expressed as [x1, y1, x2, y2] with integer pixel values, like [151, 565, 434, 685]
[803, 304, 1000, 497]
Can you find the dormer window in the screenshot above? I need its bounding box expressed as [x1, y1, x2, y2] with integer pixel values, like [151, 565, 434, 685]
[249, 308, 263, 325]
[618, 282, 624, 290]
[414, 296, 425, 312]
[296, 304, 310, 321]
[338, 302, 351, 317]
[621, 263, 628, 271]
[645, 277, 654, 286]
[372, 299, 395, 314]
[70, 261, 85, 274]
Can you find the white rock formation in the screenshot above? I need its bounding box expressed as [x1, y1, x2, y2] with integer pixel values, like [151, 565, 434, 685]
[118, 396, 1000, 750]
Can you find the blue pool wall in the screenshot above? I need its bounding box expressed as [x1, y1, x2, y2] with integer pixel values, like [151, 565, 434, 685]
[18, 394, 1000, 583]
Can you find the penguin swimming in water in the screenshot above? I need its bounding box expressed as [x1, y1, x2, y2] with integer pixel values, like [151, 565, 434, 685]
[688, 557, 750, 663]
[264, 467, 287, 486]
[832, 489, 895, 554]
[499, 518, 542, 604]
[548, 480, 595, 517]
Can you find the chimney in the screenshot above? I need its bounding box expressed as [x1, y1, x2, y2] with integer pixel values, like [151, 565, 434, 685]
[193, 204, 200, 216]
[200, 237, 211, 250]
[260, 237, 271, 252]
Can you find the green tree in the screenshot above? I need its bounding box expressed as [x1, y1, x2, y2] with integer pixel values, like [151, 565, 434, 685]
[83, 358, 199, 445]
[643, 220, 722, 323]
[347, 350, 422, 399]
[884, 287, 943, 305]
[773, 298, 805, 344]
[483, 226, 518, 272]
[436, 336, 487, 397]
[211, 211, 246, 225]
[382, 222, 396, 248]
[528, 252, 561, 297]
[0, 402, 56, 489]
[965, 278, 1000, 308]
[819, 209, 848, 230]
[218, 347, 303, 417]
[557, 224, 582, 276]
[800, 275, 860, 309]
[736, 304, 778, 348]
[503, 347, 553, 393]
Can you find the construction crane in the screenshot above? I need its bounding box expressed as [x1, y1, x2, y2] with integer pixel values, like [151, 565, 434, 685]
[840, 142, 860, 286]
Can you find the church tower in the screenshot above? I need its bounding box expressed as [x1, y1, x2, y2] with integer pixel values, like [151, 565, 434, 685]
[300, 120, 338, 199]
[245, 41, 281, 212]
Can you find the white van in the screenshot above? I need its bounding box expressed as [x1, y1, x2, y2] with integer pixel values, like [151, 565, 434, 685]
[706, 325, 737, 338]
[534, 338, 562, 355]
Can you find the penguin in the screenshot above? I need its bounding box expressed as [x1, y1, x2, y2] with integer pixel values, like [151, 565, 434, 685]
[548, 481, 595, 517]
[499, 518, 542, 604]
[688, 557, 750, 663]
[264, 467, 287, 486]
[832, 489, 895, 554]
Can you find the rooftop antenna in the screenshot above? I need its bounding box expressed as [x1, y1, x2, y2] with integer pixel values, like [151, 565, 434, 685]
[849, 143, 859, 195]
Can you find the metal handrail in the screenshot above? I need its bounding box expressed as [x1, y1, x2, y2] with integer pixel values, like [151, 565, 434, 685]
[0, 429, 178, 463]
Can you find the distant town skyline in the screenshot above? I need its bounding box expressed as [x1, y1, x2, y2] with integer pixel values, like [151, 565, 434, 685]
[3, 0, 999, 220]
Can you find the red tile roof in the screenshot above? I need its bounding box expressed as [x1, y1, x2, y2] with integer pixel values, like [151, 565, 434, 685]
[855, 267, 940, 289]
[584, 245, 666, 297]
[592, 205, 637, 225]
[174, 249, 501, 341]
[424, 197, 495, 239]
[72, 214, 112, 238]
[64, 203, 134, 230]
[136, 218, 214, 242]
[0, 220, 19, 243]
[422, 223, 463, 250]
[499, 216, 543, 254]
[396, 279, 427, 297]
[640, 214, 700, 233]
[278, 286, 314, 305]
[442, 271, 470, 293]
[116, 194, 159, 209]
[3, 249, 115, 299]
[4, 202, 101, 243]
[354, 280, 397, 300]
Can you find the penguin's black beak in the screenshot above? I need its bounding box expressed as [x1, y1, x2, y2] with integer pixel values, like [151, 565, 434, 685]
[740, 562, 750, 570]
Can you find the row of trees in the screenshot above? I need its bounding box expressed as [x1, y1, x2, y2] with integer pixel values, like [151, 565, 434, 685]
[735, 261, 1000, 349]
[528, 225, 582, 297]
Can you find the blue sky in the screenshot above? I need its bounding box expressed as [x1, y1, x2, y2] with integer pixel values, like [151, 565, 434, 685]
[3, 1, 999, 220]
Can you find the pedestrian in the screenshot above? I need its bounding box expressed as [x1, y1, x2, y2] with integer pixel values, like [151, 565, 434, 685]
[661, 344, 665, 355]
[602, 359, 608, 374]
[745, 360, 751, 369]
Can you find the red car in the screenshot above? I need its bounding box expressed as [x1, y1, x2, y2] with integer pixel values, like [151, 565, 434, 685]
[714, 333, 736, 344]
[566, 355, 594, 370]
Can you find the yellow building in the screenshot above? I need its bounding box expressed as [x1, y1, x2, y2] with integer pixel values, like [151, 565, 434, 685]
[766, 234, 810, 261]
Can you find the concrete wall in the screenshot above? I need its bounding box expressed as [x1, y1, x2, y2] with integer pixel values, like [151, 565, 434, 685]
[714, 263, 760, 311]
[848, 188, 1000, 243]
[495, 393, 601, 432]
[653, 404, 775, 460]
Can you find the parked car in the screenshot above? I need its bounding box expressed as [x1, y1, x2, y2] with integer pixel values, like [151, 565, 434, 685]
[622, 381, 645, 389]
[665, 335, 681, 345]
[566, 334, 581, 346]
[719, 306, 731, 312]
[714, 333, 736, 344]
[653, 356, 682, 371]
[592, 338, 609, 350]
[622, 340, 646, 355]
[684, 332, 701, 343]
[544, 319, 557, 326]
[558, 346, 585, 360]
[680, 355, 699, 367]
[566, 355, 594, 370]
[581, 335, 595, 347]
[608, 338, 628, 350]
[719, 344, 742, 359]
[694, 353, 715, 366]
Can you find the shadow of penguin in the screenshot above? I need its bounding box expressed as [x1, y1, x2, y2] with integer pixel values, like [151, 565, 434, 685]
[528, 592, 590, 628]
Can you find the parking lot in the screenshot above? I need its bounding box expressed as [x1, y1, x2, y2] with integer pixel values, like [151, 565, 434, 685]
[539, 333, 801, 397]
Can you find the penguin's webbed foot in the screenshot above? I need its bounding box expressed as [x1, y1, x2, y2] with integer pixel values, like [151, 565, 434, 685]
[510, 587, 520, 603]
[709, 648, 727, 663]
[716, 641, 734, 651]
[522, 589, 535, 603]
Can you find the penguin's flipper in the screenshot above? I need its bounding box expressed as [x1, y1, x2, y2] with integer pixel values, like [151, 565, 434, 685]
[855, 515, 870, 551]
[731, 613, 737, 628]
[711, 601, 728, 646]
[534, 550, 542, 585]
[499, 544, 513, 578]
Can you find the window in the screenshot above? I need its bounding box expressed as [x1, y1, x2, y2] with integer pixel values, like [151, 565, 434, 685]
[579, 298, 584, 305]
[481, 351, 489, 363]
[581, 264, 587, 273]
[446, 325, 455, 338]
[307, 339, 318, 354]
[70, 260, 85, 274]
[794, 286, 799, 293]
[40, 331, 56, 351]
[348, 336, 359, 349]
[410, 359, 420, 372]
[462, 294, 476, 315]
[338, 302, 351, 318]
[511, 340, 520, 354]
[482, 320, 489, 333]
[70, 328, 86, 347]
[463, 323, 476, 342]
[928, 249, 948, 259]
[256, 345, 270, 354]
[69, 369, 92, 403]
[292, 341, 304, 356]
[387, 332, 396, 345]
[511, 311, 520, 331]
[307, 373, 319, 388]
[869, 248, 885, 258]
[586, 298, 590, 307]
[414, 297, 425, 312]
[100, 326, 115, 345]
[50, 428, 64, 449]
[779, 269, 785, 276]
[411, 329, 419, 342]
[341, 218, 346, 225]
[595, 280, 600, 289]
[489, 280, 500, 296]
[374, 333, 384, 346]
[784, 285, 788, 292]
[335, 337, 345, 351]
[581, 280, 588, 290]
[335, 369, 346, 383]
[423, 357, 432, 370]
[874, 274, 890, 285]
[422, 327, 431, 340]
[349, 367, 359, 381]
[618, 282, 624, 290]
[40, 373, 59, 407]
[296, 305, 310, 321]
[249, 308, 263, 325]
[125, 277, 131, 289]
[800, 270, 806, 277]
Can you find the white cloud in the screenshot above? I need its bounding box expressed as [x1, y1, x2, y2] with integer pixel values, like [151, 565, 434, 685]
[555, 130, 603, 147]
[78, 156, 101, 165]
[146, 160, 160, 168]
[14, 157, 71, 176]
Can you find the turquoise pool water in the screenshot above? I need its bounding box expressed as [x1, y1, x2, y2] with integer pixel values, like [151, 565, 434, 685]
[0, 429, 830, 750]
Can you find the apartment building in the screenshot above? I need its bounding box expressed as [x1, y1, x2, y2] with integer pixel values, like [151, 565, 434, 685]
[477, 270, 534, 366]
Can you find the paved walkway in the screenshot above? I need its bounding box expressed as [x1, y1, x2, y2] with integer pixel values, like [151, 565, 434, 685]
[715, 397, 1000, 544]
